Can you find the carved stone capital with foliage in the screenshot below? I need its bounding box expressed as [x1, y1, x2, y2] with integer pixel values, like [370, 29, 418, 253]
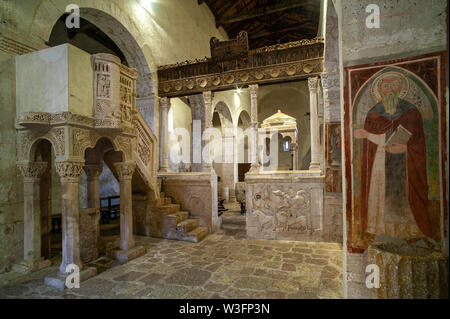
[55, 161, 84, 181]
[114, 162, 136, 180]
[83, 164, 103, 180]
[17, 162, 48, 180]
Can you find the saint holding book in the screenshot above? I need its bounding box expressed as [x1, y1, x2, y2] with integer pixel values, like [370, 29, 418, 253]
[354, 72, 435, 241]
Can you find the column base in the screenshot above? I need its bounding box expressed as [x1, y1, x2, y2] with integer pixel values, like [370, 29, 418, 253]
[44, 266, 97, 290]
[12, 258, 52, 274]
[309, 162, 321, 171]
[159, 168, 169, 173]
[114, 246, 146, 263]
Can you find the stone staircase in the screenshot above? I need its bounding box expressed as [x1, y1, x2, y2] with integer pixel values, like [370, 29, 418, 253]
[151, 192, 209, 243]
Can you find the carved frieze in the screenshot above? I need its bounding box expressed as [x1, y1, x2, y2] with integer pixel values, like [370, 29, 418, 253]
[157, 37, 324, 97]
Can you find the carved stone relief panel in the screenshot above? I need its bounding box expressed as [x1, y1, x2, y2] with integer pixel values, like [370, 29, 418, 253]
[246, 173, 324, 241]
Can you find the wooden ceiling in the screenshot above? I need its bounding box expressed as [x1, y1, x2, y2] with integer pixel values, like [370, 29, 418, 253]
[199, 0, 321, 50]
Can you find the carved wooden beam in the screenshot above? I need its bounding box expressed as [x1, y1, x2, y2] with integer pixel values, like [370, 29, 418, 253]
[217, 0, 315, 25]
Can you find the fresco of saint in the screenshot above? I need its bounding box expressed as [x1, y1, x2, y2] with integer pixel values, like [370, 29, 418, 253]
[354, 72, 435, 242]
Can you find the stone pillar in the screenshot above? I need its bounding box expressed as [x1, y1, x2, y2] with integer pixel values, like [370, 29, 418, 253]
[292, 142, 298, 170]
[308, 77, 321, 171]
[55, 161, 84, 274]
[249, 84, 260, 172]
[14, 162, 51, 272]
[83, 164, 103, 209]
[189, 94, 205, 172]
[202, 91, 214, 173]
[114, 162, 136, 251]
[159, 97, 170, 172]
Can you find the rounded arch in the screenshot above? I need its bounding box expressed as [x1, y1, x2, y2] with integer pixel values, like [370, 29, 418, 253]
[237, 109, 251, 128]
[213, 101, 233, 129]
[28, 137, 57, 163]
[47, 8, 153, 98]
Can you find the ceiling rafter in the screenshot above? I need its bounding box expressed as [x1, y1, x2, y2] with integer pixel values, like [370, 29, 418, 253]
[216, 0, 316, 26]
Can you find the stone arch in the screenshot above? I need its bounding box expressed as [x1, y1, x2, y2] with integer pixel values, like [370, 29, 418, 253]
[28, 137, 57, 163]
[237, 110, 251, 128]
[46, 9, 152, 98]
[213, 101, 233, 130]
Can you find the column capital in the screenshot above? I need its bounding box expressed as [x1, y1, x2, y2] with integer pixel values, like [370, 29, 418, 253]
[308, 76, 319, 92]
[202, 90, 213, 103]
[114, 162, 136, 179]
[159, 96, 171, 109]
[83, 164, 103, 180]
[55, 161, 84, 181]
[17, 162, 47, 180]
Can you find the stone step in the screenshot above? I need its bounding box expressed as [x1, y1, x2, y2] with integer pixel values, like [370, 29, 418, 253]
[157, 203, 181, 214]
[161, 197, 172, 205]
[176, 218, 200, 233]
[166, 211, 189, 223]
[181, 226, 209, 243]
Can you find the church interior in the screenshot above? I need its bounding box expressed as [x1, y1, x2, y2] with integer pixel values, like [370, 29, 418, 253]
[0, 0, 448, 300]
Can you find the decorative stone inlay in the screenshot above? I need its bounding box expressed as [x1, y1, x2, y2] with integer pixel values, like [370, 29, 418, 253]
[17, 162, 47, 179]
[55, 162, 84, 179]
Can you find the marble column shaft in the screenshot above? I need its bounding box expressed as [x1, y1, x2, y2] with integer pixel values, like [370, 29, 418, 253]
[202, 91, 214, 172]
[83, 164, 103, 209]
[114, 162, 136, 251]
[55, 161, 84, 274]
[17, 162, 48, 263]
[160, 97, 170, 172]
[249, 84, 260, 171]
[308, 77, 321, 171]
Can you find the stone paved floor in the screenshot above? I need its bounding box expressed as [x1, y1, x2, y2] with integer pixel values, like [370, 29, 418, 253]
[0, 203, 343, 299]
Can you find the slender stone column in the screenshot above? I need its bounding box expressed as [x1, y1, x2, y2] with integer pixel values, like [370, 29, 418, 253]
[159, 97, 170, 172]
[308, 77, 321, 171]
[55, 161, 84, 274]
[16, 162, 48, 268]
[189, 94, 205, 172]
[114, 162, 136, 251]
[202, 91, 214, 173]
[83, 164, 103, 209]
[249, 84, 260, 171]
[292, 142, 298, 170]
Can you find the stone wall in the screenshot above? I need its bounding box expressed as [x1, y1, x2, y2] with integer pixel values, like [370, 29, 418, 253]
[245, 171, 325, 241]
[160, 173, 219, 233]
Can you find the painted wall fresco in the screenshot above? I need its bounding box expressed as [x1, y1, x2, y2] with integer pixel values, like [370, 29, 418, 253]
[325, 123, 342, 194]
[344, 52, 447, 251]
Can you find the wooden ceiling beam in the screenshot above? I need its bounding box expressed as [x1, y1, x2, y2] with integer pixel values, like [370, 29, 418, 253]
[217, 0, 316, 26]
[248, 22, 311, 40]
